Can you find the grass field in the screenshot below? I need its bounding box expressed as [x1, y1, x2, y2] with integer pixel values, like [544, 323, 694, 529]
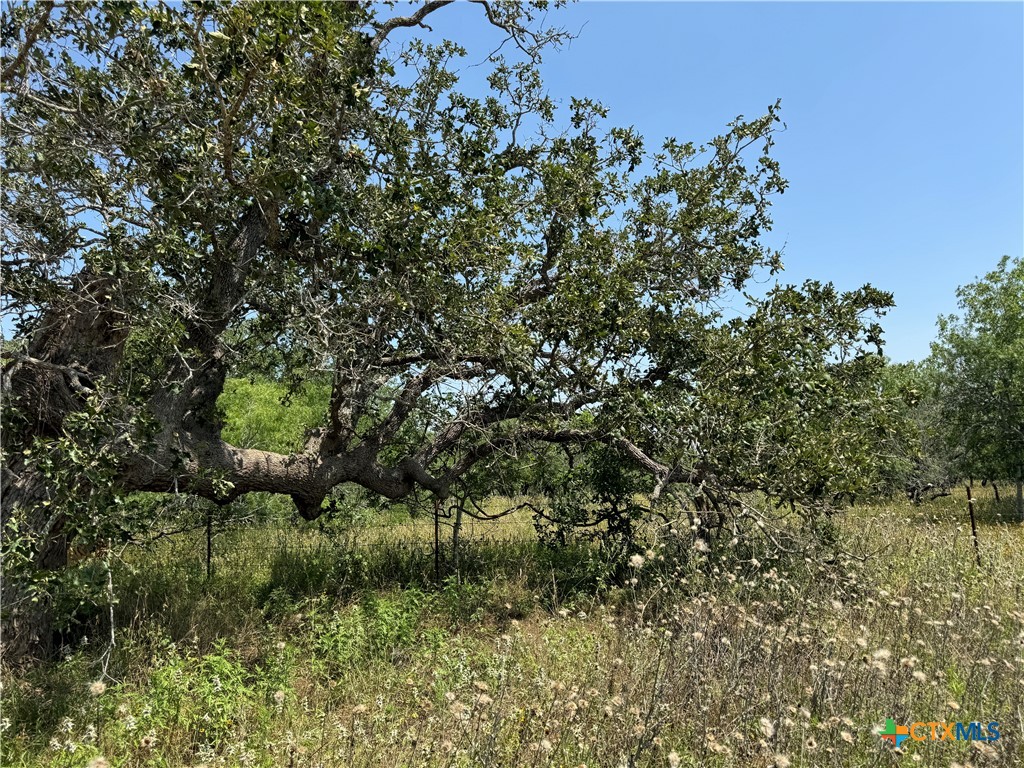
[2, 492, 1022, 768]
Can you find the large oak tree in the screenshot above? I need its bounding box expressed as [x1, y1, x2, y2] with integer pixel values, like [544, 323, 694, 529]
[2, 1, 895, 657]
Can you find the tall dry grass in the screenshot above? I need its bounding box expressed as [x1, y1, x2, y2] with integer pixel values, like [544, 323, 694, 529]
[2, 491, 1021, 767]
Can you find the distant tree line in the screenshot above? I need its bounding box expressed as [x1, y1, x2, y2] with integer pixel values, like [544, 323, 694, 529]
[885, 256, 1023, 516]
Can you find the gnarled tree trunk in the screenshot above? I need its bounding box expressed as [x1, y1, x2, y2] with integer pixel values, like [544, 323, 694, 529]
[2, 271, 129, 662]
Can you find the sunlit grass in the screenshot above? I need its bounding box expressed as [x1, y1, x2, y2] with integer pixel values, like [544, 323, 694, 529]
[2, 490, 1021, 767]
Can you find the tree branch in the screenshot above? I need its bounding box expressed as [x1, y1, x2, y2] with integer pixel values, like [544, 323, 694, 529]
[1, 352, 94, 396]
[1, 0, 54, 85]
[370, 1, 454, 52]
[120, 433, 450, 520]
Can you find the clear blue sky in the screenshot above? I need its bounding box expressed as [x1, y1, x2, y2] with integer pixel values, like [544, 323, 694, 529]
[418, 1, 1023, 363]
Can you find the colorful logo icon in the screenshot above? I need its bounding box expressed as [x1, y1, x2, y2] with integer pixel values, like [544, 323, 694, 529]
[879, 718, 910, 747]
[877, 718, 1000, 747]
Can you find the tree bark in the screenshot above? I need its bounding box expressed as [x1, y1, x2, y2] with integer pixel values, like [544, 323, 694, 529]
[0, 464, 68, 664]
[1, 204, 275, 661]
[2, 270, 130, 663]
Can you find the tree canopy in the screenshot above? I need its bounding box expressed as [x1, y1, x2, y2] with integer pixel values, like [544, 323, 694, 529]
[930, 256, 1024, 512]
[2, 1, 901, 656]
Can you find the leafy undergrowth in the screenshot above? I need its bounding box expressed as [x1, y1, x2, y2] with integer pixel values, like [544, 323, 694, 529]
[2, 495, 1022, 768]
